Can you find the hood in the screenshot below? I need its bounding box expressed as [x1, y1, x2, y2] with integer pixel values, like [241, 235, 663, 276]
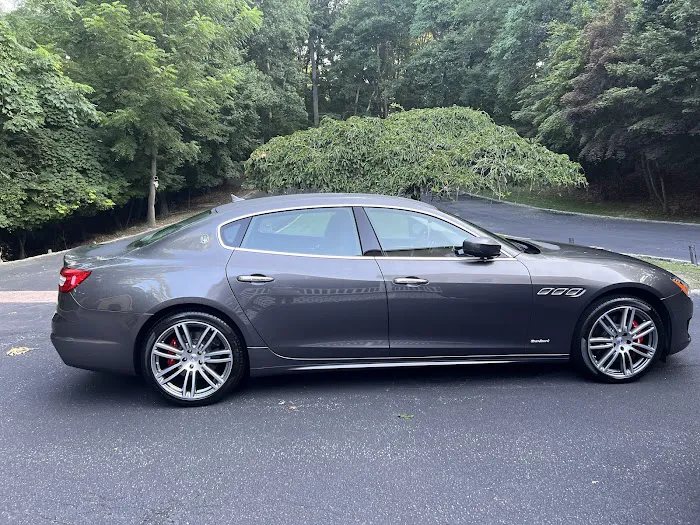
[507, 236, 685, 298]
[507, 236, 650, 264]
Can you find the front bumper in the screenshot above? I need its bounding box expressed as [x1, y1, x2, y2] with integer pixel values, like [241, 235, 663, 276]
[662, 291, 693, 355]
[51, 293, 150, 375]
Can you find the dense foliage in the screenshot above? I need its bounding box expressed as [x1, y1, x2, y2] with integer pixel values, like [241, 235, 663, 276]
[246, 107, 585, 196]
[1, 0, 699, 259]
[0, 18, 121, 257]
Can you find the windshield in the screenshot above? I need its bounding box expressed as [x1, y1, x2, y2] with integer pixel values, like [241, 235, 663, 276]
[130, 211, 212, 248]
[440, 209, 522, 252]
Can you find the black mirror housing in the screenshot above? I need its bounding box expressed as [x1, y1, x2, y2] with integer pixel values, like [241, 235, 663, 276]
[462, 237, 501, 259]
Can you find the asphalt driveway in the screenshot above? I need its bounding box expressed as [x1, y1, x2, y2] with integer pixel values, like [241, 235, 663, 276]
[0, 297, 699, 524]
[442, 196, 700, 261]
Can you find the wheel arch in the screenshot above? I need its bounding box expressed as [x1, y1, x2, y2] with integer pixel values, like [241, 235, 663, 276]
[574, 284, 671, 353]
[133, 302, 249, 377]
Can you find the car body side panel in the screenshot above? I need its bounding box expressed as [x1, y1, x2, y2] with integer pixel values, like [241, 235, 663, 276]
[373, 257, 535, 356]
[51, 292, 150, 375]
[63, 221, 267, 357]
[226, 250, 389, 359]
[518, 241, 689, 354]
[662, 291, 693, 354]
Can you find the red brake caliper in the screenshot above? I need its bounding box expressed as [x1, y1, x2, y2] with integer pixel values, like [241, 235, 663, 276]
[166, 338, 179, 366]
[631, 320, 642, 343]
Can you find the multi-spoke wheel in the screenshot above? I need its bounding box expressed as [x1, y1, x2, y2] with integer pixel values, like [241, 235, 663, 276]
[573, 296, 665, 382]
[143, 311, 247, 406]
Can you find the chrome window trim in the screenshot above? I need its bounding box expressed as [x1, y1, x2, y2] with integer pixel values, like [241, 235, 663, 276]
[217, 202, 518, 259]
[234, 247, 367, 260]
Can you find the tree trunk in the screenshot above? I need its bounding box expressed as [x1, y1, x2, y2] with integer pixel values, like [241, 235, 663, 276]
[112, 210, 122, 230]
[382, 40, 390, 117]
[658, 170, 669, 214]
[354, 85, 361, 116]
[310, 32, 320, 127]
[17, 232, 26, 260]
[124, 198, 135, 228]
[147, 148, 157, 228]
[642, 155, 669, 214]
[376, 40, 382, 117]
[158, 194, 169, 218]
[366, 86, 376, 114]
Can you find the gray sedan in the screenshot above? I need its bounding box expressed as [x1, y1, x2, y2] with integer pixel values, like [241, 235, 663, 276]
[51, 193, 693, 405]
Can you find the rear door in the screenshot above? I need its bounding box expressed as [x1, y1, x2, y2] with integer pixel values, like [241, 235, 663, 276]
[362, 206, 534, 357]
[224, 206, 389, 359]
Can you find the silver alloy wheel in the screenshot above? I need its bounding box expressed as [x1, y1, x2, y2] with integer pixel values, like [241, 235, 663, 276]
[587, 305, 658, 379]
[150, 320, 234, 401]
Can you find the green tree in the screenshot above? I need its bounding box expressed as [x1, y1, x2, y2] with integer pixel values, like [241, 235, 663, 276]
[59, 0, 261, 226]
[602, 0, 700, 212]
[245, 107, 585, 198]
[306, 0, 341, 126]
[0, 18, 118, 258]
[397, 0, 504, 111]
[487, 0, 573, 123]
[328, 0, 415, 118]
[247, 0, 309, 141]
[513, 1, 597, 151]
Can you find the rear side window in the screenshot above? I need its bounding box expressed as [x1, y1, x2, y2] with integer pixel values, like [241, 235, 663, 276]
[241, 207, 361, 256]
[130, 211, 211, 248]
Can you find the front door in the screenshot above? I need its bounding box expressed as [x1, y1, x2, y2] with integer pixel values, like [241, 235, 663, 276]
[225, 207, 389, 359]
[363, 207, 534, 357]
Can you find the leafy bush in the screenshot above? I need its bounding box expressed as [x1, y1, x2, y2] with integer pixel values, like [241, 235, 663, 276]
[245, 107, 586, 197]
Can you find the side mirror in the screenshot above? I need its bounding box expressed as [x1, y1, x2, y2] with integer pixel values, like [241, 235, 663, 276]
[461, 237, 501, 259]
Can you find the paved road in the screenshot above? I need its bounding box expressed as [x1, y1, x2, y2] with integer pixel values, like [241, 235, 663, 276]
[441, 196, 700, 261]
[1, 298, 698, 524]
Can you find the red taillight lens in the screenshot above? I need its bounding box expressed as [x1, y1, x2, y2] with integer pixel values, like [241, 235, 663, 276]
[59, 268, 91, 293]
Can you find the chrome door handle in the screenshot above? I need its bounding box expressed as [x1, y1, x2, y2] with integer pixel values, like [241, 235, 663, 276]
[393, 277, 429, 285]
[237, 275, 275, 283]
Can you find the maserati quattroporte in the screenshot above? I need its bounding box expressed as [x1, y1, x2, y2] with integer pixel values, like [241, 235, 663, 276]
[51, 194, 693, 405]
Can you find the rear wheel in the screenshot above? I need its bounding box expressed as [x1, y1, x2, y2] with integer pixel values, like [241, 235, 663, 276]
[142, 311, 247, 406]
[572, 296, 665, 382]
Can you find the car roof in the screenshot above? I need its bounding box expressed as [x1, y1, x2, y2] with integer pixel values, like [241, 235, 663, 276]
[213, 192, 438, 219]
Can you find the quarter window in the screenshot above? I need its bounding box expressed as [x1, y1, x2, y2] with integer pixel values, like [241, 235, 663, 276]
[220, 220, 247, 247]
[365, 208, 472, 257]
[241, 207, 361, 256]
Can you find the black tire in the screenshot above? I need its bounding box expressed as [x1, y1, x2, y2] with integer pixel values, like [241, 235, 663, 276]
[571, 295, 666, 383]
[142, 311, 248, 406]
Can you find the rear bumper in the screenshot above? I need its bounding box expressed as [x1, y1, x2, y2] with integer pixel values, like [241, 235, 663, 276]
[51, 294, 150, 375]
[662, 291, 693, 355]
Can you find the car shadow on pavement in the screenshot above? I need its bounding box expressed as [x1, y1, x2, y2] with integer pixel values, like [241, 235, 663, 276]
[48, 371, 160, 406]
[47, 357, 690, 408]
[46, 361, 574, 408]
[245, 361, 576, 394]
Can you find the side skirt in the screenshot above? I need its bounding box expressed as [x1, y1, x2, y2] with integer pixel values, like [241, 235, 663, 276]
[247, 346, 568, 377]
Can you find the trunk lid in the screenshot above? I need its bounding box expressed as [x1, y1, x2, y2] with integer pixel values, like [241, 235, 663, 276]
[63, 237, 138, 269]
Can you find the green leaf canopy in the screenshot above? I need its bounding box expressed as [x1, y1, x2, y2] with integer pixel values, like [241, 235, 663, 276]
[245, 107, 586, 197]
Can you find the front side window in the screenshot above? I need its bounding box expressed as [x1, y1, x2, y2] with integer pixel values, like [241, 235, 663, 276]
[365, 208, 472, 257]
[241, 207, 361, 256]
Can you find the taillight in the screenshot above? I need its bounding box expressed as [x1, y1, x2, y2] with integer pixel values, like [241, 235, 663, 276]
[59, 268, 91, 293]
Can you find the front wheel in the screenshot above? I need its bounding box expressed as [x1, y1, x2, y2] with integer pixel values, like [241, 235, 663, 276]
[572, 296, 665, 382]
[142, 311, 248, 406]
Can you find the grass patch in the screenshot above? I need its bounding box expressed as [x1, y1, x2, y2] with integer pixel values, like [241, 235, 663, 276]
[474, 188, 700, 224]
[635, 257, 700, 290]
